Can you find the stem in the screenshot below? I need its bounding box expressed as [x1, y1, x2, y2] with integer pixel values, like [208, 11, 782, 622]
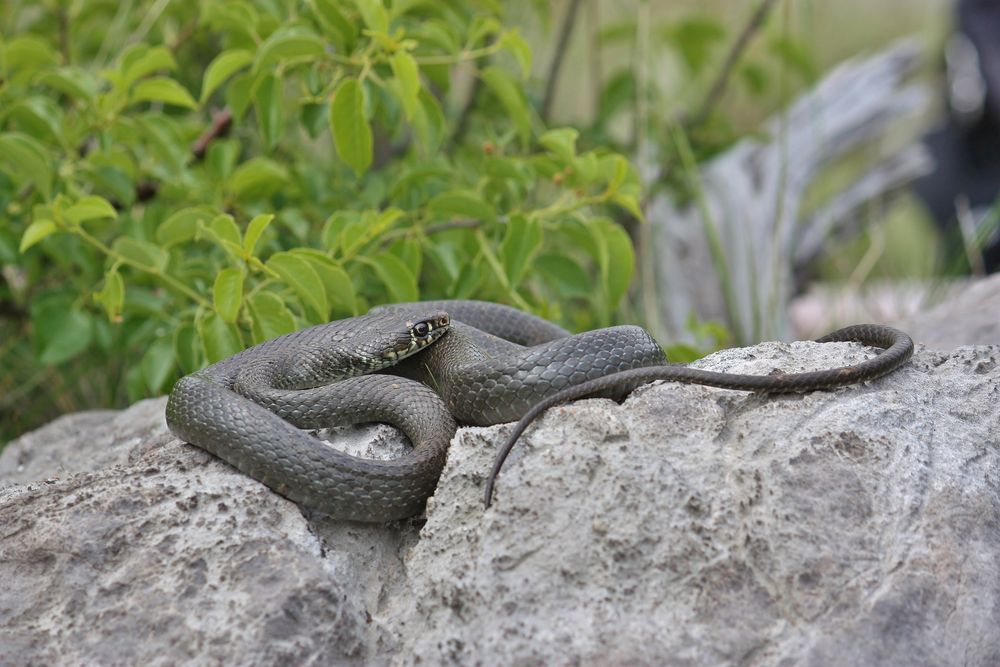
[73, 228, 213, 309]
[413, 42, 502, 66]
[540, 0, 582, 122]
[588, 1, 603, 119]
[380, 218, 482, 247]
[58, 6, 71, 64]
[531, 193, 603, 221]
[670, 126, 745, 343]
[634, 0, 660, 337]
[124, 0, 171, 46]
[474, 231, 532, 312]
[685, 0, 778, 130]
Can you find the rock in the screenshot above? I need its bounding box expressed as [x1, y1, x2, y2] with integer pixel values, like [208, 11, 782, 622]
[790, 274, 1000, 349]
[900, 273, 1000, 349]
[2, 340, 998, 666]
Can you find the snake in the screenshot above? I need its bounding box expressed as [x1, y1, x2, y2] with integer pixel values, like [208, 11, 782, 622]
[165, 300, 914, 522]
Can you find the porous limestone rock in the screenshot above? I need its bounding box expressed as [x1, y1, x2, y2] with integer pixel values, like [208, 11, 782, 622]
[2, 340, 998, 666]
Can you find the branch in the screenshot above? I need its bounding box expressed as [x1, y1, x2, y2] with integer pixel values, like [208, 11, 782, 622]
[192, 108, 234, 160]
[684, 0, 778, 130]
[423, 219, 482, 235]
[540, 0, 583, 122]
[449, 77, 484, 147]
[57, 7, 71, 64]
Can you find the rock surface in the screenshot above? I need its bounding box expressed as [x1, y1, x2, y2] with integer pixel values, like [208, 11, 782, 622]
[2, 340, 999, 666]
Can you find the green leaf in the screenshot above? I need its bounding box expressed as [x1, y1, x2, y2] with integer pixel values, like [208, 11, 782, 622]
[199, 312, 243, 364]
[589, 218, 635, 311]
[206, 139, 240, 181]
[300, 102, 327, 138]
[769, 35, 818, 83]
[267, 251, 329, 321]
[663, 16, 726, 74]
[390, 51, 420, 120]
[612, 193, 644, 222]
[353, 0, 389, 33]
[480, 66, 531, 147]
[739, 61, 769, 96]
[330, 77, 373, 177]
[449, 257, 485, 299]
[94, 268, 125, 320]
[226, 72, 255, 120]
[228, 157, 289, 201]
[112, 237, 169, 272]
[156, 207, 216, 246]
[597, 70, 635, 123]
[294, 251, 357, 315]
[0, 132, 53, 199]
[247, 291, 298, 344]
[412, 20, 460, 53]
[206, 213, 243, 257]
[539, 128, 578, 164]
[37, 68, 99, 103]
[499, 214, 542, 287]
[412, 88, 445, 155]
[64, 196, 117, 225]
[200, 49, 254, 103]
[141, 338, 175, 394]
[174, 324, 201, 374]
[501, 30, 532, 78]
[213, 268, 244, 324]
[254, 72, 284, 149]
[369, 252, 418, 302]
[311, 0, 356, 49]
[428, 189, 495, 223]
[136, 114, 188, 177]
[7, 98, 64, 144]
[243, 213, 275, 256]
[123, 46, 178, 89]
[4, 36, 57, 77]
[19, 219, 57, 252]
[31, 297, 93, 365]
[321, 210, 358, 252]
[253, 26, 325, 72]
[131, 77, 198, 109]
[536, 254, 589, 298]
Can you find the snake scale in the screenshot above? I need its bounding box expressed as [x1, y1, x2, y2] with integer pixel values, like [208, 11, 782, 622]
[166, 300, 914, 521]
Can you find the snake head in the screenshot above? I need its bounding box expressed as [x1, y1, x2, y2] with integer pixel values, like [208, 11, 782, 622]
[384, 311, 450, 362]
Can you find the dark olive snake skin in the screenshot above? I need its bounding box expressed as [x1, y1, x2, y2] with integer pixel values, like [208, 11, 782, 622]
[165, 300, 913, 521]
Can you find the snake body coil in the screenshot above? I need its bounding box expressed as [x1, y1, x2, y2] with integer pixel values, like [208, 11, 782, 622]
[166, 300, 913, 521]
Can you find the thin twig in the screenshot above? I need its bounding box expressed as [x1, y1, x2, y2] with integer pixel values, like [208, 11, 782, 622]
[379, 219, 482, 248]
[192, 108, 234, 160]
[588, 1, 603, 118]
[541, 0, 583, 122]
[685, 0, 778, 130]
[58, 7, 71, 64]
[424, 219, 482, 235]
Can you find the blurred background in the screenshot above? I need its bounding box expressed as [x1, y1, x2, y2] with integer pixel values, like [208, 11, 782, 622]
[1, 0, 996, 447]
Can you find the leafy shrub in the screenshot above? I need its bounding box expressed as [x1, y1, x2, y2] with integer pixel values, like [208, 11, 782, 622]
[0, 1, 642, 438]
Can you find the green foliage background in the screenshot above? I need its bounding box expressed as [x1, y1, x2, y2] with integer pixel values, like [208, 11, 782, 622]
[0, 0, 952, 444]
[0, 0, 645, 441]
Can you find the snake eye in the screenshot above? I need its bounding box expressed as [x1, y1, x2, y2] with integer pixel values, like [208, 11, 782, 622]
[413, 321, 430, 337]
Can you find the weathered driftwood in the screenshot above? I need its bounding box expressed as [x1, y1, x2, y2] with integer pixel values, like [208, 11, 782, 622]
[649, 39, 933, 344]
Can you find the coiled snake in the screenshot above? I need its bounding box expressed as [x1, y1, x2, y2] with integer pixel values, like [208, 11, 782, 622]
[166, 300, 913, 521]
